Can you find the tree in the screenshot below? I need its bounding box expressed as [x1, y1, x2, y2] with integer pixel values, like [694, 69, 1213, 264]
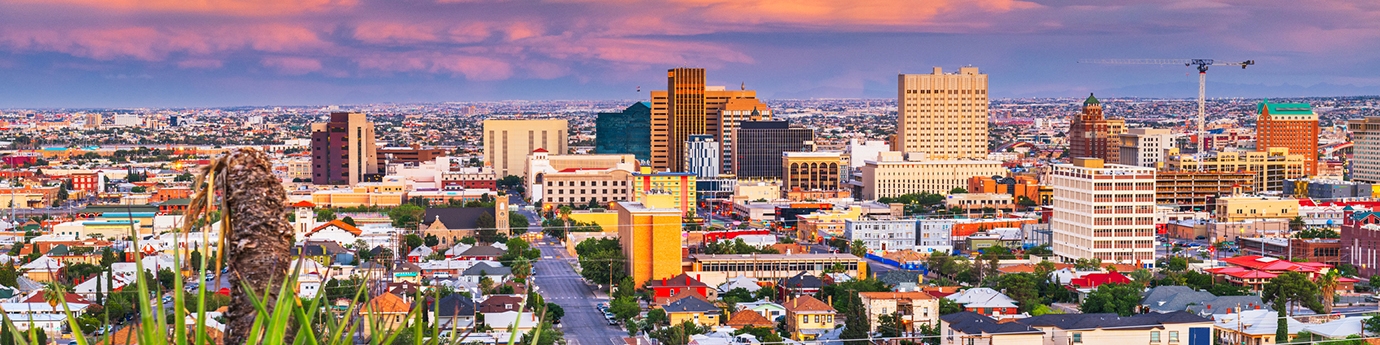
[476, 213, 497, 241]
[510, 212, 530, 229]
[1262, 271, 1324, 317]
[389, 204, 425, 228]
[544, 303, 565, 324]
[1016, 195, 1037, 209]
[1317, 269, 1341, 314]
[1127, 269, 1154, 286]
[949, 187, 967, 194]
[839, 293, 870, 345]
[849, 240, 867, 258]
[341, 216, 356, 227]
[1365, 315, 1380, 336]
[720, 287, 756, 305]
[1029, 304, 1063, 316]
[1079, 283, 1142, 316]
[609, 296, 640, 321]
[651, 320, 706, 345]
[403, 234, 424, 251]
[876, 312, 904, 337]
[0, 264, 16, 288]
[100, 247, 119, 267]
[423, 234, 439, 247]
[997, 273, 1041, 312]
[645, 308, 669, 328]
[1073, 258, 1103, 271]
[733, 325, 782, 343]
[1289, 216, 1306, 232]
[315, 208, 337, 222]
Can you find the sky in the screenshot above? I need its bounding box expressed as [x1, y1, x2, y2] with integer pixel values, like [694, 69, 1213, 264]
[1, 0, 1379, 108]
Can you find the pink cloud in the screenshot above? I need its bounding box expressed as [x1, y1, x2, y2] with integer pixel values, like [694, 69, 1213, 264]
[177, 59, 223, 69]
[8, 0, 358, 16]
[261, 56, 323, 75]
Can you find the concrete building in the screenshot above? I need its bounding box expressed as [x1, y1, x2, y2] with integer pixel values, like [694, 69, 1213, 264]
[649, 68, 762, 172]
[782, 152, 847, 193]
[617, 193, 684, 287]
[846, 139, 890, 170]
[311, 112, 378, 185]
[858, 291, 940, 334]
[717, 98, 772, 175]
[1050, 158, 1157, 267]
[733, 119, 814, 178]
[1347, 117, 1380, 183]
[684, 253, 865, 287]
[967, 175, 1047, 206]
[685, 134, 720, 179]
[1255, 101, 1319, 175]
[1155, 171, 1255, 211]
[1283, 178, 1375, 200]
[1164, 148, 1306, 192]
[845, 218, 916, 252]
[483, 119, 567, 178]
[917, 219, 956, 254]
[1069, 94, 1123, 164]
[1118, 128, 1176, 168]
[525, 150, 638, 206]
[1213, 196, 1298, 223]
[896, 66, 988, 160]
[860, 151, 1005, 199]
[632, 168, 696, 215]
[944, 193, 1015, 214]
[1210, 219, 1289, 242]
[1342, 211, 1380, 277]
[595, 102, 653, 162]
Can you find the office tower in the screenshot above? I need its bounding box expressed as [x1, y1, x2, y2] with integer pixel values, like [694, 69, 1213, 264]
[782, 152, 847, 192]
[1348, 117, 1380, 183]
[617, 193, 684, 287]
[596, 102, 653, 162]
[1255, 101, 1319, 175]
[650, 68, 760, 172]
[685, 135, 720, 179]
[859, 151, 1005, 199]
[896, 66, 989, 160]
[733, 120, 814, 178]
[1118, 128, 1176, 168]
[846, 139, 890, 170]
[1050, 158, 1157, 266]
[1165, 148, 1306, 193]
[1068, 94, 1122, 163]
[717, 98, 770, 174]
[311, 112, 379, 185]
[482, 119, 568, 178]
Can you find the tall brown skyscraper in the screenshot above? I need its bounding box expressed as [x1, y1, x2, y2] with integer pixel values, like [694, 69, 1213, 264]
[1256, 100, 1319, 175]
[896, 66, 989, 160]
[1068, 94, 1122, 163]
[650, 68, 761, 172]
[311, 112, 378, 185]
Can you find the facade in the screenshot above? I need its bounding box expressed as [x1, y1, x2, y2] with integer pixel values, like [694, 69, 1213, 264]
[733, 120, 814, 178]
[783, 295, 836, 341]
[1068, 94, 1122, 163]
[526, 150, 638, 205]
[1255, 101, 1319, 175]
[917, 219, 956, 254]
[1213, 196, 1299, 223]
[1348, 117, 1380, 183]
[631, 168, 696, 214]
[846, 139, 890, 169]
[860, 151, 1005, 199]
[858, 291, 940, 333]
[377, 146, 446, 168]
[1165, 148, 1306, 192]
[1283, 178, 1375, 200]
[311, 112, 378, 185]
[718, 98, 772, 174]
[844, 219, 916, 252]
[617, 194, 684, 287]
[1118, 128, 1176, 168]
[1050, 158, 1157, 266]
[684, 253, 866, 287]
[1341, 211, 1380, 277]
[685, 135, 720, 179]
[1155, 171, 1255, 211]
[595, 102, 653, 162]
[482, 119, 568, 178]
[649, 68, 762, 172]
[782, 152, 847, 193]
[896, 66, 988, 160]
[967, 175, 1046, 205]
[944, 193, 1015, 214]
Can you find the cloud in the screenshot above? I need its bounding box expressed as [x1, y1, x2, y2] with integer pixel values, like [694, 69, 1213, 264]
[177, 59, 223, 69]
[261, 57, 323, 75]
[6, 0, 357, 16]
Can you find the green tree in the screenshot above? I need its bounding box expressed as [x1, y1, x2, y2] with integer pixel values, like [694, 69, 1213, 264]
[839, 292, 870, 345]
[720, 287, 756, 305]
[1317, 269, 1341, 314]
[1262, 271, 1324, 316]
[510, 211, 530, 229]
[609, 295, 640, 321]
[650, 320, 706, 345]
[315, 208, 337, 222]
[544, 303, 565, 324]
[403, 234, 424, 251]
[733, 325, 782, 343]
[1029, 304, 1063, 316]
[1289, 216, 1306, 232]
[876, 312, 904, 337]
[0, 264, 19, 288]
[389, 204, 425, 228]
[997, 273, 1041, 312]
[1127, 268, 1154, 286]
[849, 240, 868, 258]
[949, 187, 967, 194]
[645, 308, 669, 328]
[341, 216, 356, 227]
[423, 234, 439, 247]
[1079, 283, 1142, 316]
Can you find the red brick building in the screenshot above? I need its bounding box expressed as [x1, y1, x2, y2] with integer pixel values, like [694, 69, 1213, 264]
[1255, 101, 1319, 175]
[1067, 94, 1123, 162]
[70, 172, 99, 192]
[1342, 210, 1380, 277]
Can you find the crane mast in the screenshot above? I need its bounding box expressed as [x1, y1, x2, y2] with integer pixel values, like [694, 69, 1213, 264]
[1077, 58, 1254, 157]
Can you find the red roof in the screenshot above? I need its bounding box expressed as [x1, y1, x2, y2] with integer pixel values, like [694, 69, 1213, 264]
[309, 219, 362, 236]
[532, 148, 548, 153]
[1067, 272, 1132, 289]
[291, 200, 316, 208]
[646, 273, 710, 289]
[1225, 270, 1278, 279]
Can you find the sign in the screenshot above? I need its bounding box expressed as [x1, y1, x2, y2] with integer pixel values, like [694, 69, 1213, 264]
[394, 272, 418, 277]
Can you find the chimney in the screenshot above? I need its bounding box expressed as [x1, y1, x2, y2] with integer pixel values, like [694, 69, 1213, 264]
[663, 278, 667, 286]
[828, 295, 833, 307]
[696, 274, 700, 281]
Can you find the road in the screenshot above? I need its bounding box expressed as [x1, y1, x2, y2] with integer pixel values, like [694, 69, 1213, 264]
[532, 244, 627, 345]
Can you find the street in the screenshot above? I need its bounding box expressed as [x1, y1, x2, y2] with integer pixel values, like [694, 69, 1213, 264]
[532, 244, 627, 345]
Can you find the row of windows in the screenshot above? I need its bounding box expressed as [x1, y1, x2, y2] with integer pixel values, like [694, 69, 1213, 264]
[548, 180, 627, 187]
[697, 261, 859, 272]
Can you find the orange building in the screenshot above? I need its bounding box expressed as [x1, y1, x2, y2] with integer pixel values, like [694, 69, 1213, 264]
[951, 218, 1038, 238]
[617, 193, 684, 287]
[967, 175, 1044, 205]
[152, 186, 192, 203]
[1255, 101, 1319, 175]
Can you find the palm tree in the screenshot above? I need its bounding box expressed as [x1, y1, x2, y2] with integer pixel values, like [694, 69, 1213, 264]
[40, 281, 62, 311]
[1317, 269, 1340, 314]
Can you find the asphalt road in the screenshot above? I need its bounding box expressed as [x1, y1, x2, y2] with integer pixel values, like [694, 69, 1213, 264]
[532, 244, 627, 345]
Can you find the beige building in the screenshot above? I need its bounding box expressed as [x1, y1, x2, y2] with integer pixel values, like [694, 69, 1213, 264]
[896, 67, 989, 160]
[732, 181, 781, 203]
[1214, 196, 1299, 223]
[1348, 117, 1380, 183]
[649, 68, 762, 172]
[1118, 128, 1176, 168]
[1164, 147, 1305, 192]
[858, 291, 940, 334]
[525, 150, 639, 205]
[483, 119, 568, 178]
[783, 152, 848, 192]
[943, 193, 1015, 214]
[859, 151, 1005, 199]
[1050, 158, 1157, 266]
[719, 98, 772, 174]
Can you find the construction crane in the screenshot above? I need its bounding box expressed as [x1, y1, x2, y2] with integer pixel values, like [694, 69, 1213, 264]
[1077, 59, 1254, 153]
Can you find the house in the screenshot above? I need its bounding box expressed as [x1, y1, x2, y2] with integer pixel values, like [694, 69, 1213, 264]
[717, 276, 761, 294]
[648, 273, 715, 305]
[444, 244, 474, 259]
[939, 312, 1045, 345]
[736, 301, 787, 323]
[783, 295, 835, 341]
[1065, 271, 1134, 302]
[406, 246, 434, 263]
[73, 272, 137, 300]
[434, 294, 477, 331]
[479, 295, 539, 333]
[858, 291, 940, 334]
[355, 262, 389, 280]
[359, 292, 411, 337]
[945, 288, 1019, 317]
[1212, 309, 1311, 345]
[776, 272, 824, 299]
[1206, 255, 1359, 292]
[1014, 311, 1213, 345]
[303, 219, 362, 246]
[724, 309, 775, 330]
[662, 293, 722, 326]
[455, 245, 505, 261]
[461, 262, 512, 285]
[394, 262, 423, 284]
[1141, 286, 1270, 317]
[20, 255, 63, 282]
[294, 240, 352, 263]
[417, 259, 492, 279]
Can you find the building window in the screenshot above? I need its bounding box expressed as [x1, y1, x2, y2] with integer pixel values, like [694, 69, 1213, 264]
[1073, 333, 1082, 343]
[1151, 331, 1160, 342]
[1169, 331, 1178, 342]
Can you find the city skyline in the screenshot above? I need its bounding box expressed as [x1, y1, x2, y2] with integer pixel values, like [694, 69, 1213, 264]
[2, 1, 1380, 107]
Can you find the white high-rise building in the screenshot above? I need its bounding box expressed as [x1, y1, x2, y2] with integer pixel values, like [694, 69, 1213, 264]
[1050, 158, 1158, 267]
[686, 134, 720, 179]
[1348, 117, 1380, 183]
[1117, 128, 1176, 168]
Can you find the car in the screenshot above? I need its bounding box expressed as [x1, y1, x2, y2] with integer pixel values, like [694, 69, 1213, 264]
[606, 318, 619, 325]
[1195, 236, 1206, 240]
[603, 312, 616, 320]
[205, 273, 216, 281]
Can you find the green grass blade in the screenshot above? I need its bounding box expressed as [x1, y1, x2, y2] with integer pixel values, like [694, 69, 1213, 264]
[238, 277, 276, 345]
[289, 295, 321, 345]
[54, 284, 90, 345]
[0, 311, 32, 345]
[170, 232, 187, 345]
[326, 276, 372, 345]
[128, 230, 158, 345]
[264, 266, 303, 343]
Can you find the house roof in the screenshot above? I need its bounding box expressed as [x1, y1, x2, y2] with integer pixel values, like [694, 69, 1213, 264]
[874, 270, 926, 286]
[946, 288, 1018, 309]
[435, 294, 476, 317]
[463, 262, 511, 276]
[458, 245, 506, 257]
[718, 276, 762, 293]
[309, 219, 361, 236]
[725, 309, 775, 328]
[778, 272, 824, 289]
[421, 207, 495, 230]
[291, 200, 316, 208]
[941, 312, 1044, 335]
[659, 289, 711, 306]
[1258, 101, 1313, 116]
[478, 295, 526, 313]
[294, 240, 350, 257]
[360, 292, 411, 314]
[783, 295, 834, 313]
[858, 291, 936, 301]
[1015, 311, 1210, 331]
[22, 291, 90, 304]
[662, 295, 720, 314]
[1067, 272, 1132, 289]
[647, 273, 710, 289]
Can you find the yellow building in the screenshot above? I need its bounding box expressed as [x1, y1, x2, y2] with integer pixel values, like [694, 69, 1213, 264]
[310, 189, 405, 208]
[617, 193, 684, 287]
[784, 295, 836, 341]
[731, 181, 781, 203]
[782, 152, 848, 192]
[860, 151, 1005, 199]
[358, 292, 411, 338]
[663, 296, 722, 327]
[1164, 147, 1306, 192]
[567, 210, 619, 232]
[796, 206, 865, 243]
[632, 167, 696, 215]
[483, 119, 568, 178]
[1214, 196, 1299, 223]
[897, 67, 989, 160]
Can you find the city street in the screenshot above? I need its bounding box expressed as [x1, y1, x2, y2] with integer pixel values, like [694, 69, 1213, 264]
[532, 244, 626, 345]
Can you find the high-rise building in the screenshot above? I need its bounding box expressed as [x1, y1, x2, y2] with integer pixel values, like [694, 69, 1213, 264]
[717, 98, 770, 174]
[685, 135, 720, 179]
[1068, 94, 1122, 163]
[896, 66, 989, 160]
[1348, 117, 1380, 183]
[733, 120, 814, 178]
[859, 151, 1005, 199]
[782, 152, 847, 192]
[1255, 101, 1319, 175]
[1155, 171, 1255, 211]
[1118, 128, 1176, 168]
[617, 193, 684, 287]
[1050, 158, 1157, 267]
[311, 112, 378, 185]
[649, 68, 761, 172]
[482, 119, 568, 178]
[596, 102, 653, 162]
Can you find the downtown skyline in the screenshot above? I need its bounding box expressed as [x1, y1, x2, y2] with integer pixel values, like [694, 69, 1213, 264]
[1, 0, 1380, 107]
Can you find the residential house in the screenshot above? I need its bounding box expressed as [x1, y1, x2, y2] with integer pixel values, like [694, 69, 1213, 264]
[303, 219, 362, 246]
[456, 245, 506, 261]
[406, 246, 435, 263]
[1013, 311, 1213, 345]
[724, 309, 775, 330]
[420, 207, 495, 245]
[736, 301, 787, 323]
[443, 244, 474, 259]
[648, 273, 715, 305]
[73, 272, 137, 300]
[776, 272, 824, 300]
[717, 276, 761, 294]
[662, 294, 722, 327]
[938, 312, 1045, 345]
[1065, 272, 1134, 302]
[1141, 286, 1270, 317]
[479, 295, 539, 333]
[394, 262, 423, 284]
[462, 262, 512, 285]
[1212, 309, 1311, 345]
[945, 288, 1019, 317]
[1206, 255, 1358, 292]
[359, 292, 411, 338]
[434, 294, 477, 331]
[20, 256, 63, 282]
[858, 291, 940, 333]
[783, 295, 835, 341]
